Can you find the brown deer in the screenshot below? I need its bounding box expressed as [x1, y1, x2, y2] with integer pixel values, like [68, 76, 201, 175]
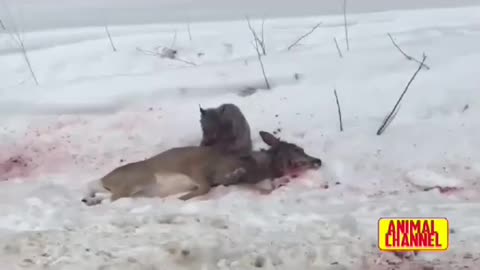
[81, 131, 322, 206]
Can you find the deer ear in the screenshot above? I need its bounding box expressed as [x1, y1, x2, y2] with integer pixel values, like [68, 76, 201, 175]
[259, 131, 279, 146]
[199, 105, 206, 116]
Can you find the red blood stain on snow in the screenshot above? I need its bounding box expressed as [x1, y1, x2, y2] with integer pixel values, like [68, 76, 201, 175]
[0, 155, 32, 179]
[0, 139, 72, 181]
[0, 121, 79, 181]
[0, 111, 169, 181]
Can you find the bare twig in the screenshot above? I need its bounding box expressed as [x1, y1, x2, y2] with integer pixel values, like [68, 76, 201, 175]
[343, 0, 350, 51]
[254, 40, 270, 89]
[376, 54, 427, 135]
[187, 22, 192, 41]
[246, 16, 266, 55]
[388, 33, 430, 70]
[0, 19, 5, 30]
[379, 103, 401, 134]
[16, 34, 38, 85]
[334, 37, 343, 58]
[333, 89, 344, 132]
[287, 22, 322, 50]
[136, 47, 157, 56]
[171, 57, 197, 66]
[136, 47, 197, 66]
[246, 17, 270, 89]
[6, 22, 39, 85]
[0, 1, 38, 85]
[170, 30, 177, 48]
[261, 18, 265, 52]
[104, 25, 117, 52]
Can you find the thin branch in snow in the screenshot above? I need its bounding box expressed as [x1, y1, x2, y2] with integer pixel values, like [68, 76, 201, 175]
[343, 0, 350, 51]
[170, 30, 178, 48]
[287, 22, 322, 50]
[333, 89, 344, 132]
[261, 18, 266, 53]
[104, 25, 117, 52]
[136, 47, 157, 56]
[246, 17, 270, 89]
[0, 1, 38, 85]
[246, 16, 266, 55]
[0, 18, 5, 30]
[7, 25, 39, 85]
[17, 36, 38, 85]
[334, 37, 343, 58]
[171, 57, 197, 66]
[187, 22, 192, 41]
[379, 103, 401, 135]
[136, 47, 197, 66]
[0, 1, 38, 86]
[254, 40, 270, 90]
[388, 33, 430, 70]
[376, 54, 428, 136]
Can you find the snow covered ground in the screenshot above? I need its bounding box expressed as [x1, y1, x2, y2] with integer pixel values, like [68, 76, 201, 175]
[1, 2, 480, 269]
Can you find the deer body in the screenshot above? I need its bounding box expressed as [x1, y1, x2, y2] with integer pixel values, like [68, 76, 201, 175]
[81, 131, 322, 206]
[82, 146, 249, 205]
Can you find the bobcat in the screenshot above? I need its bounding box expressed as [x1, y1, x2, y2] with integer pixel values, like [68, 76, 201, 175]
[199, 103, 252, 156]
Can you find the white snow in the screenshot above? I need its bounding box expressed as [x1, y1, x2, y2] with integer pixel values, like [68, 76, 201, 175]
[1, 2, 480, 269]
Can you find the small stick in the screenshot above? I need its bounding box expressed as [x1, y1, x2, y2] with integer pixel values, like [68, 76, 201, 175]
[254, 40, 270, 89]
[388, 33, 430, 70]
[343, 0, 350, 51]
[1, 5, 39, 85]
[11, 31, 39, 85]
[0, 19, 5, 30]
[334, 37, 343, 58]
[174, 57, 197, 66]
[170, 30, 177, 48]
[246, 18, 270, 89]
[18, 36, 38, 85]
[376, 54, 427, 135]
[333, 89, 344, 132]
[246, 16, 266, 55]
[287, 22, 322, 50]
[260, 18, 266, 54]
[187, 22, 192, 41]
[136, 47, 197, 66]
[379, 103, 401, 134]
[104, 25, 117, 52]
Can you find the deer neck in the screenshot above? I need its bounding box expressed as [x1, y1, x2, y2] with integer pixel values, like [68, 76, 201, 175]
[250, 150, 276, 179]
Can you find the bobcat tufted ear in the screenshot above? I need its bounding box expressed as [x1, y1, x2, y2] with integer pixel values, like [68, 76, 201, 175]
[199, 105, 206, 116]
[220, 105, 226, 113]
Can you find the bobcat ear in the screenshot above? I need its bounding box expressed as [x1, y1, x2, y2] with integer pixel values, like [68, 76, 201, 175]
[218, 105, 226, 114]
[199, 105, 206, 116]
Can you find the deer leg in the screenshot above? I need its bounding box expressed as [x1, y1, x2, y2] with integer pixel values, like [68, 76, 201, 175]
[178, 182, 211, 200]
[177, 171, 211, 201]
[82, 195, 106, 206]
[214, 167, 247, 186]
[110, 189, 131, 202]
